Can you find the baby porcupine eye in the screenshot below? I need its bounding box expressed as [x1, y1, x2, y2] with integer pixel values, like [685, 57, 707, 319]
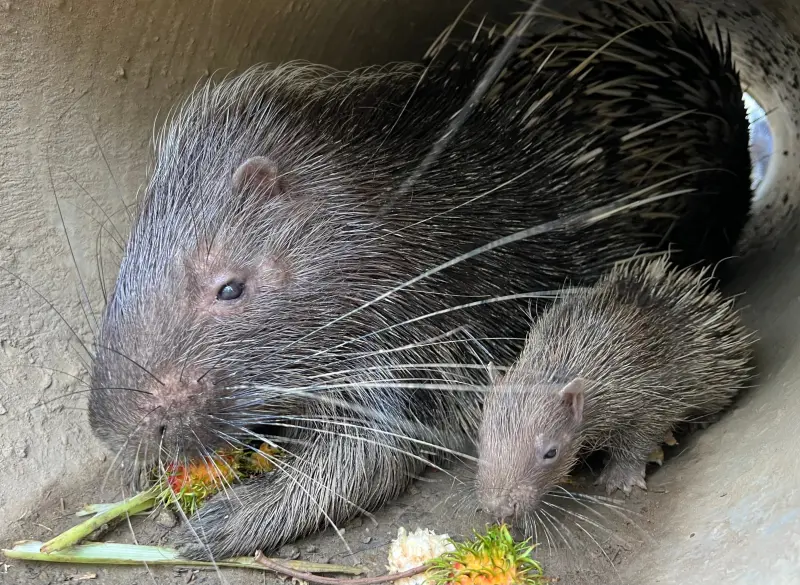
[217, 280, 245, 301]
[543, 447, 558, 460]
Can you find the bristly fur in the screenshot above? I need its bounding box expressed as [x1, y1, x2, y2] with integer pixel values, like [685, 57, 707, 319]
[87, 0, 752, 560]
[477, 254, 755, 524]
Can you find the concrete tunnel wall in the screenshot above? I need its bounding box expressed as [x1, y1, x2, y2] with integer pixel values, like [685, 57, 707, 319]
[0, 1, 797, 583]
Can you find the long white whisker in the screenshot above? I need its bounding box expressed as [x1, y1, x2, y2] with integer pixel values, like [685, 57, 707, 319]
[573, 520, 622, 583]
[538, 507, 574, 553]
[213, 427, 376, 525]
[306, 289, 571, 361]
[231, 412, 476, 463]
[213, 429, 363, 554]
[190, 431, 239, 504]
[541, 499, 612, 537]
[282, 182, 699, 354]
[155, 458, 230, 585]
[226, 418, 463, 483]
[101, 405, 162, 490]
[306, 362, 510, 380]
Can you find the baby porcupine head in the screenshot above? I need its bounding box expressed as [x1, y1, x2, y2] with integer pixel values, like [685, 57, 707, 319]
[477, 363, 587, 522]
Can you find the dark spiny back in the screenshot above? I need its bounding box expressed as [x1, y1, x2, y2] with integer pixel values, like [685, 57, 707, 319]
[440, 0, 752, 271]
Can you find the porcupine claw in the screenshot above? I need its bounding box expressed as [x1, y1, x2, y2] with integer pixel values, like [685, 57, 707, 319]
[596, 461, 648, 496]
[647, 446, 666, 466]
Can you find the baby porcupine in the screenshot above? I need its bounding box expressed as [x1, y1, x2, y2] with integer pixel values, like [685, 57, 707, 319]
[477, 255, 755, 522]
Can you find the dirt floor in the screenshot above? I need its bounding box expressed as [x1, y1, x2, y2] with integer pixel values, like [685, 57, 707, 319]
[1, 449, 666, 585]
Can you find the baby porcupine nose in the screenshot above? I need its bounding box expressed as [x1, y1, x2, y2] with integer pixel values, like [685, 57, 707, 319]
[482, 493, 519, 523]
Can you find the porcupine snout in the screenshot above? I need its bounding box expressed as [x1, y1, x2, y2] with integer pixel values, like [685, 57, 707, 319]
[147, 368, 213, 414]
[134, 366, 219, 453]
[89, 350, 224, 478]
[481, 491, 520, 523]
[477, 460, 545, 523]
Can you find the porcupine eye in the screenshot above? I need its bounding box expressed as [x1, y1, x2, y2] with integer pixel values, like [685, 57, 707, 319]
[543, 447, 557, 460]
[217, 280, 245, 301]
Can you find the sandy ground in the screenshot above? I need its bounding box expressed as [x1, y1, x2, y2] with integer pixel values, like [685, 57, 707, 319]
[2, 447, 667, 585]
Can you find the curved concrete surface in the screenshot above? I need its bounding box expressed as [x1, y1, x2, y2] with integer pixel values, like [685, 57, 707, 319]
[0, 1, 797, 584]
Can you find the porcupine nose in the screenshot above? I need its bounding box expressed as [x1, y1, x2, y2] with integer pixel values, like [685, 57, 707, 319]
[482, 493, 518, 523]
[149, 369, 212, 412]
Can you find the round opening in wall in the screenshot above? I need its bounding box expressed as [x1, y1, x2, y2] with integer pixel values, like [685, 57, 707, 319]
[743, 92, 773, 195]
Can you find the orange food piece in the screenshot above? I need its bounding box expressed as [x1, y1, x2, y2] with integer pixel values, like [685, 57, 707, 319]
[154, 445, 284, 514]
[164, 452, 239, 494]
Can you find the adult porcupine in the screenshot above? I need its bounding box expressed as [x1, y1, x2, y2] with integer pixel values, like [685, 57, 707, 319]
[87, 0, 751, 560]
[476, 255, 754, 526]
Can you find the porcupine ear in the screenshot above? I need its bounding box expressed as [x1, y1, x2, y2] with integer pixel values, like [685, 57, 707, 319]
[559, 378, 585, 423]
[232, 156, 286, 197]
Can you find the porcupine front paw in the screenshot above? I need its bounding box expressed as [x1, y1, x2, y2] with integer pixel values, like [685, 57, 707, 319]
[173, 493, 247, 560]
[173, 482, 288, 561]
[595, 459, 648, 495]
